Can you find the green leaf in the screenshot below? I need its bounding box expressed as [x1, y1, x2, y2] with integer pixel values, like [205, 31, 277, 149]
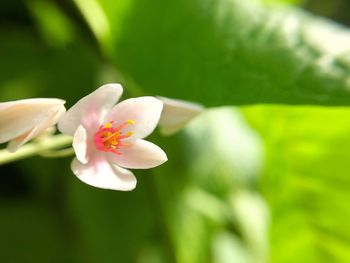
[261, 0, 302, 6]
[75, 0, 350, 106]
[27, 0, 75, 47]
[150, 108, 266, 263]
[243, 105, 350, 262]
[212, 231, 251, 263]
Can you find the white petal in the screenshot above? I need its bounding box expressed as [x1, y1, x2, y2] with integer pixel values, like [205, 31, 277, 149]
[106, 139, 167, 169]
[58, 83, 123, 135]
[0, 98, 65, 144]
[158, 96, 204, 135]
[106, 97, 163, 139]
[7, 103, 66, 152]
[7, 126, 38, 152]
[71, 157, 137, 191]
[72, 125, 88, 164]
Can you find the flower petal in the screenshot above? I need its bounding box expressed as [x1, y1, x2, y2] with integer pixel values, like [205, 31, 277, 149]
[106, 139, 168, 169]
[72, 125, 88, 164]
[71, 157, 137, 191]
[58, 83, 123, 135]
[106, 96, 163, 139]
[7, 103, 66, 152]
[0, 98, 65, 144]
[158, 96, 204, 135]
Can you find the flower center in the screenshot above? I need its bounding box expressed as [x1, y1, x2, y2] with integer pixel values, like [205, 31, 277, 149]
[94, 120, 134, 155]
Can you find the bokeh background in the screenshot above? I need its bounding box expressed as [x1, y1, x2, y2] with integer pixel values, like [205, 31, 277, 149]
[1, 0, 350, 262]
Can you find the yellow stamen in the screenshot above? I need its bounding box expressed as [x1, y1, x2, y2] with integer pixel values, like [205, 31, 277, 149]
[104, 122, 113, 128]
[94, 120, 135, 155]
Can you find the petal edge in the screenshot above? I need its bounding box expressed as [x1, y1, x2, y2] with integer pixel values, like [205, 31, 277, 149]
[106, 97, 163, 139]
[106, 139, 168, 169]
[71, 157, 137, 191]
[58, 84, 123, 135]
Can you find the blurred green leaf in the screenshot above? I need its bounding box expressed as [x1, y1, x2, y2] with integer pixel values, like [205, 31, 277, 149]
[243, 105, 350, 262]
[212, 231, 250, 263]
[150, 108, 266, 263]
[229, 190, 269, 263]
[76, 0, 350, 106]
[185, 108, 263, 189]
[27, 0, 75, 47]
[261, 0, 302, 6]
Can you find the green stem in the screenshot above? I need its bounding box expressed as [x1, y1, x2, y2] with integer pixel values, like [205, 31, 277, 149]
[0, 135, 73, 165]
[39, 148, 75, 158]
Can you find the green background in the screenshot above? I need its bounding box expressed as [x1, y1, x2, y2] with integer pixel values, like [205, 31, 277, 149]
[1, 0, 350, 262]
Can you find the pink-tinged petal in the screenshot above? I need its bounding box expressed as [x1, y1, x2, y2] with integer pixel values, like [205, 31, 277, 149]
[58, 83, 123, 135]
[71, 157, 137, 191]
[0, 98, 65, 144]
[72, 125, 89, 164]
[7, 103, 66, 152]
[106, 97, 163, 139]
[106, 139, 167, 169]
[158, 96, 204, 135]
[7, 126, 38, 152]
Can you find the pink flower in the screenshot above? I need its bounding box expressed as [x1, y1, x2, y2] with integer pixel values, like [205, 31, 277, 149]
[58, 84, 167, 191]
[0, 98, 66, 152]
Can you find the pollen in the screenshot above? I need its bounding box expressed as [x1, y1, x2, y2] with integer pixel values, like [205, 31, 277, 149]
[94, 120, 135, 155]
[127, 119, 135, 125]
[104, 122, 113, 128]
